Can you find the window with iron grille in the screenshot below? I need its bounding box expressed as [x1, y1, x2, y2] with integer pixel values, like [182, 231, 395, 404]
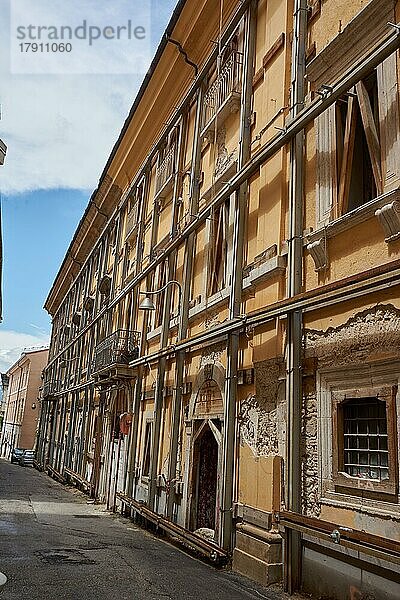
[332, 387, 398, 496]
[342, 398, 388, 482]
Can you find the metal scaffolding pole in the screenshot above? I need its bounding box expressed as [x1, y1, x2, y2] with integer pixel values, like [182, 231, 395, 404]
[221, 0, 257, 551]
[166, 87, 204, 520]
[44, 24, 400, 377]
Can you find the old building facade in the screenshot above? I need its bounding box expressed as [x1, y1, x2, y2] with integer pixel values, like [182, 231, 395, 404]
[1, 348, 48, 457]
[37, 0, 400, 597]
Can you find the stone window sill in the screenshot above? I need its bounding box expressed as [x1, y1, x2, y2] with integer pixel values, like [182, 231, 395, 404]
[307, 188, 400, 271]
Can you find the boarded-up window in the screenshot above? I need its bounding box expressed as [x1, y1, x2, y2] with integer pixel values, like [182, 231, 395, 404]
[208, 200, 229, 296]
[315, 53, 400, 227]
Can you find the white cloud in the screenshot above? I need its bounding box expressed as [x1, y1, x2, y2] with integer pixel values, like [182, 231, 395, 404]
[0, 330, 49, 373]
[0, 0, 158, 194]
[0, 74, 142, 193]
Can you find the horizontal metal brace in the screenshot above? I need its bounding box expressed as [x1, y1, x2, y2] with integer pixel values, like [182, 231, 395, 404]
[45, 24, 400, 373]
[279, 519, 400, 566]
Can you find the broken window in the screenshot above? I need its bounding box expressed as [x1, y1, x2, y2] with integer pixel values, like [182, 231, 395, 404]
[208, 200, 229, 296]
[333, 71, 382, 217]
[315, 53, 400, 228]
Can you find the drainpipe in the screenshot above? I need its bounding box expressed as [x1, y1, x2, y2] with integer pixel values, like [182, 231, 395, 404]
[125, 169, 152, 500]
[146, 132, 175, 511]
[10, 365, 23, 457]
[220, 0, 257, 551]
[148, 116, 186, 512]
[166, 86, 204, 520]
[285, 0, 307, 593]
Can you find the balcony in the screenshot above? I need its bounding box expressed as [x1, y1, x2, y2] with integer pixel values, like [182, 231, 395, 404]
[155, 145, 176, 200]
[201, 51, 243, 140]
[92, 329, 141, 380]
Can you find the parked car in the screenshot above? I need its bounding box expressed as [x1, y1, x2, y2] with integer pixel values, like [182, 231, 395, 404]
[20, 450, 35, 467]
[10, 448, 25, 464]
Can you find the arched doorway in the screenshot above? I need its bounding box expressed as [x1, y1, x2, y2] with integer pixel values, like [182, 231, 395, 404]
[194, 424, 219, 530]
[188, 374, 224, 537]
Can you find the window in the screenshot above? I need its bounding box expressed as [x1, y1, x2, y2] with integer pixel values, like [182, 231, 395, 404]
[142, 422, 152, 478]
[208, 200, 229, 296]
[342, 398, 388, 481]
[335, 72, 379, 216]
[332, 387, 398, 496]
[315, 53, 400, 228]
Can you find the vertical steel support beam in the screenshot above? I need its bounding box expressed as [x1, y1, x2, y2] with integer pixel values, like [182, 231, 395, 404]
[77, 387, 89, 474]
[166, 88, 204, 520]
[36, 398, 49, 467]
[221, 0, 257, 551]
[148, 117, 186, 512]
[65, 391, 77, 470]
[285, 0, 307, 593]
[125, 170, 152, 500]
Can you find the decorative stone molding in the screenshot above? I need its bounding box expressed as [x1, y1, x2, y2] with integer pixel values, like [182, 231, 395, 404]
[239, 395, 279, 457]
[301, 308, 400, 520]
[98, 275, 111, 296]
[254, 358, 284, 413]
[188, 360, 226, 421]
[301, 391, 320, 517]
[306, 0, 395, 90]
[215, 139, 236, 179]
[304, 304, 400, 366]
[239, 359, 286, 458]
[204, 310, 222, 330]
[200, 343, 225, 366]
[307, 188, 400, 249]
[243, 255, 286, 294]
[317, 361, 400, 518]
[375, 200, 400, 242]
[307, 235, 327, 271]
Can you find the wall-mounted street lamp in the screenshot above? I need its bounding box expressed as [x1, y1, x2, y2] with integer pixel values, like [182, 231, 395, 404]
[138, 280, 182, 312]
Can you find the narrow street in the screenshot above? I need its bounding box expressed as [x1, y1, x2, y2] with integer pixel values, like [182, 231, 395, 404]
[0, 460, 288, 600]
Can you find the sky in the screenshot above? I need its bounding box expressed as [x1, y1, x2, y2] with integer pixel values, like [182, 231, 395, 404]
[0, 0, 177, 373]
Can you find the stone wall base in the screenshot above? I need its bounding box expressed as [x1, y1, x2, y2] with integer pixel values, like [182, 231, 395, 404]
[232, 530, 282, 586]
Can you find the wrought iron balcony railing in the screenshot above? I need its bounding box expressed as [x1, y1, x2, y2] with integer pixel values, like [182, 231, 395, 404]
[155, 144, 176, 196]
[202, 51, 243, 136]
[92, 329, 141, 374]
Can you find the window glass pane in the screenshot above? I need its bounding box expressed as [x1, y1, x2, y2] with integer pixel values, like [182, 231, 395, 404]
[342, 397, 389, 482]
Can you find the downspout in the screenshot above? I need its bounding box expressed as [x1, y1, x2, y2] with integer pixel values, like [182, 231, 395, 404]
[166, 86, 204, 520]
[148, 116, 186, 512]
[285, 0, 307, 593]
[220, 0, 257, 551]
[125, 169, 152, 500]
[11, 365, 24, 457]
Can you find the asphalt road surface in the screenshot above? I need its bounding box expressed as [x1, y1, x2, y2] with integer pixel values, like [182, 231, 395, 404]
[0, 459, 292, 600]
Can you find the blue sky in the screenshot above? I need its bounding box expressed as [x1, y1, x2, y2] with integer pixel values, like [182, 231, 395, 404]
[0, 0, 177, 371]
